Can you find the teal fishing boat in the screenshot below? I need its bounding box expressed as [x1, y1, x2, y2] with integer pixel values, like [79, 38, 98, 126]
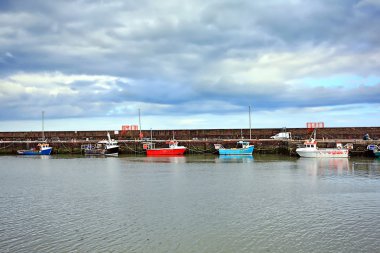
[214, 141, 254, 155]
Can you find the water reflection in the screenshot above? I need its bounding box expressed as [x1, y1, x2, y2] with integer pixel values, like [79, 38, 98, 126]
[1, 155, 380, 252]
[17, 155, 52, 160]
[136, 155, 187, 163]
[296, 158, 350, 177]
[297, 158, 380, 179]
[82, 154, 118, 159]
[352, 159, 380, 178]
[215, 155, 254, 163]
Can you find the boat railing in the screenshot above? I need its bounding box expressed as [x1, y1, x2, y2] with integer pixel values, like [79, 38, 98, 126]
[367, 144, 379, 151]
[81, 144, 94, 150]
[143, 142, 155, 150]
[344, 143, 354, 149]
[214, 144, 224, 150]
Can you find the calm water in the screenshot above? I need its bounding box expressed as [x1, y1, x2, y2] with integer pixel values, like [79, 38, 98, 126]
[0, 155, 380, 253]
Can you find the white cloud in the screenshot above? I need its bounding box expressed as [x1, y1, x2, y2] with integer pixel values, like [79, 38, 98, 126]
[8, 72, 127, 86]
[356, 0, 380, 8]
[0, 0, 379, 129]
[5, 52, 13, 58]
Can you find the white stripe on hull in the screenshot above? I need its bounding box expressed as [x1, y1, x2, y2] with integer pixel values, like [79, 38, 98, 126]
[296, 149, 349, 158]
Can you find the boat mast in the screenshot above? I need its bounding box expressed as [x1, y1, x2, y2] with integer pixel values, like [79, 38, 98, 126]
[249, 105, 252, 139]
[138, 108, 142, 139]
[42, 111, 45, 141]
[309, 128, 317, 140]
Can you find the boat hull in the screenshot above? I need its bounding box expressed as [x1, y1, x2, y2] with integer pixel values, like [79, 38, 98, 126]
[218, 146, 254, 155]
[17, 147, 53, 155]
[105, 146, 119, 156]
[296, 148, 349, 158]
[146, 147, 186, 156]
[85, 146, 119, 156]
[374, 151, 380, 158]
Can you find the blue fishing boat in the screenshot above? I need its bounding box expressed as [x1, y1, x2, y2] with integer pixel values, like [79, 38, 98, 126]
[17, 143, 53, 155]
[17, 111, 53, 155]
[214, 141, 254, 155]
[367, 145, 380, 158]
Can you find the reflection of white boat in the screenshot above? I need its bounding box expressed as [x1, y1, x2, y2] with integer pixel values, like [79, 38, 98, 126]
[297, 157, 350, 176]
[81, 132, 119, 156]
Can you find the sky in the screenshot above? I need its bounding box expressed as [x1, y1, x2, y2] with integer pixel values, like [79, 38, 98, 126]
[0, 0, 379, 131]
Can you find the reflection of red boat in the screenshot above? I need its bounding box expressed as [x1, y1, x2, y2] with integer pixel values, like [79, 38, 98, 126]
[143, 140, 186, 156]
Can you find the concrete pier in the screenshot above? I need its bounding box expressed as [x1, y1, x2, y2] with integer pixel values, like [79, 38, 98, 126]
[1, 126, 380, 141]
[1, 137, 379, 156]
[1, 127, 379, 156]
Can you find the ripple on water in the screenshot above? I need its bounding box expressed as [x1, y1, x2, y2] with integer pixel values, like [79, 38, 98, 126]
[0, 156, 380, 252]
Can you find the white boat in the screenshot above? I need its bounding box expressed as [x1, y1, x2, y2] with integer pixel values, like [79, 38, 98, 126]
[296, 129, 352, 158]
[296, 139, 349, 158]
[81, 132, 119, 156]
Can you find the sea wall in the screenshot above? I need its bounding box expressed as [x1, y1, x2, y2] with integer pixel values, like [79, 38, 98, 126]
[1, 127, 379, 156]
[1, 127, 380, 141]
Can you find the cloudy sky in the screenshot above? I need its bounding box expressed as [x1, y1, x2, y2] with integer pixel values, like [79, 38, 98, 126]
[0, 0, 379, 131]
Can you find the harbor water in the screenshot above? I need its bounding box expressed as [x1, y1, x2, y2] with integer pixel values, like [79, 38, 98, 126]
[0, 155, 380, 252]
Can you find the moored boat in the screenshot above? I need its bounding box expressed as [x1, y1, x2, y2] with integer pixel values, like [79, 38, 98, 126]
[296, 139, 350, 158]
[81, 132, 119, 156]
[17, 143, 53, 155]
[296, 129, 352, 158]
[367, 145, 380, 158]
[214, 141, 254, 155]
[143, 140, 186, 156]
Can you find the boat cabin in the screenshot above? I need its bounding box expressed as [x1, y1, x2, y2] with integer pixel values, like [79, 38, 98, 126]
[167, 140, 179, 148]
[143, 142, 155, 150]
[237, 141, 251, 148]
[214, 141, 252, 150]
[214, 144, 224, 150]
[37, 143, 50, 150]
[302, 139, 318, 149]
[367, 144, 379, 151]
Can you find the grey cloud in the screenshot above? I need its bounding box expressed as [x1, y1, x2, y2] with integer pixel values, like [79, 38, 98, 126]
[0, 0, 379, 123]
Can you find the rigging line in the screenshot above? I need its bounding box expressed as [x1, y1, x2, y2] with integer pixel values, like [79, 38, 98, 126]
[123, 143, 145, 154]
[188, 144, 216, 152]
[0, 142, 14, 150]
[58, 142, 82, 154]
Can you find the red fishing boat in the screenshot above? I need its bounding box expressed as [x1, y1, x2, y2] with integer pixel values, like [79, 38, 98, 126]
[143, 140, 186, 156]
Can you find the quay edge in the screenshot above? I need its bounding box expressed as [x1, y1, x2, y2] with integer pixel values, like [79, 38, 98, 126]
[1, 127, 380, 156]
